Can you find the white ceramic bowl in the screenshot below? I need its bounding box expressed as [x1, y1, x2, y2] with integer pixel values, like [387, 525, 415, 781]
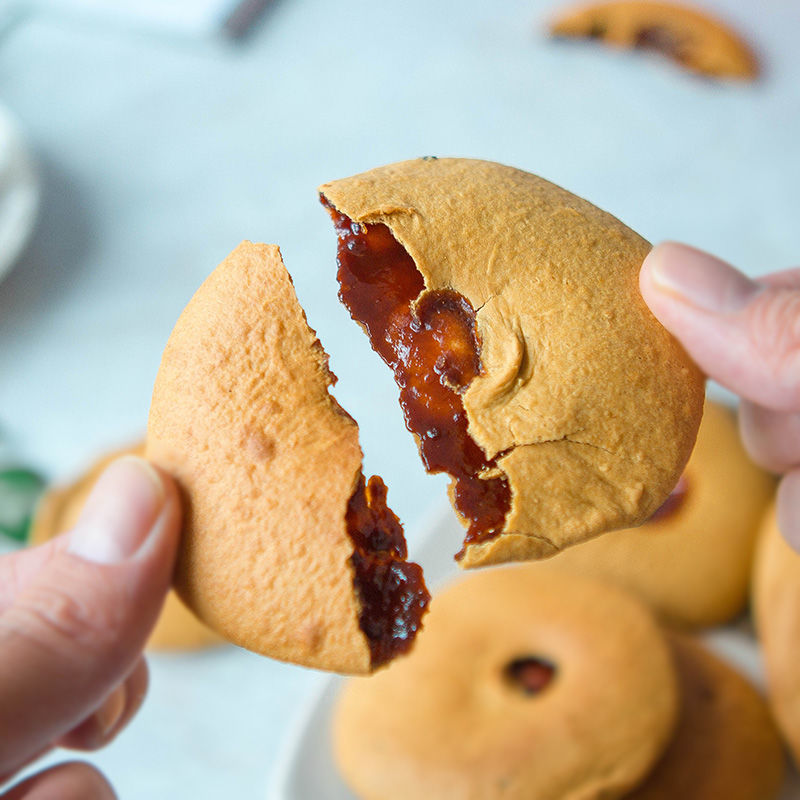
[0, 103, 39, 284]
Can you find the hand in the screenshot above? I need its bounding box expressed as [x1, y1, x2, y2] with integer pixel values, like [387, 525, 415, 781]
[0, 456, 181, 799]
[640, 242, 800, 550]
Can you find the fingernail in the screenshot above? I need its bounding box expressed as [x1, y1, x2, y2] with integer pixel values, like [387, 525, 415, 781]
[94, 684, 127, 739]
[69, 456, 166, 564]
[644, 243, 761, 314]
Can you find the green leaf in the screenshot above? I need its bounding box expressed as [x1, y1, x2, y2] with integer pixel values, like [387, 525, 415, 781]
[0, 468, 45, 543]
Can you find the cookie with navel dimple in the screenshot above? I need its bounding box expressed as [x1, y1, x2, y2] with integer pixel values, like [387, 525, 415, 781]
[753, 504, 800, 769]
[30, 443, 221, 651]
[628, 634, 784, 800]
[531, 400, 774, 628]
[321, 158, 704, 568]
[333, 567, 679, 800]
[147, 242, 429, 674]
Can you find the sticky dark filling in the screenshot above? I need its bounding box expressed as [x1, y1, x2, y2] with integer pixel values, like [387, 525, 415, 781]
[634, 26, 690, 63]
[325, 200, 511, 556]
[345, 473, 430, 668]
[504, 656, 557, 695]
[648, 474, 689, 523]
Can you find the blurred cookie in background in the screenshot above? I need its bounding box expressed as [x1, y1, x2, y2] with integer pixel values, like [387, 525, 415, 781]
[334, 567, 679, 800]
[628, 633, 784, 799]
[550, 0, 759, 80]
[753, 504, 800, 770]
[534, 400, 774, 629]
[30, 441, 221, 651]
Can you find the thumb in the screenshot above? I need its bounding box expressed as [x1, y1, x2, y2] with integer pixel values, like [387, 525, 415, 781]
[640, 242, 800, 411]
[0, 456, 181, 777]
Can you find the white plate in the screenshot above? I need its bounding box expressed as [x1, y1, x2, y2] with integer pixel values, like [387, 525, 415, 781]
[269, 505, 800, 800]
[0, 104, 40, 284]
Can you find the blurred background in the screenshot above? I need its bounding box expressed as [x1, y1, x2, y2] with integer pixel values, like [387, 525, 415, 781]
[0, 0, 798, 796]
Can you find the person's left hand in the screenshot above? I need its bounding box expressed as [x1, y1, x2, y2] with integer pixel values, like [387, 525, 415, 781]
[0, 456, 181, 799]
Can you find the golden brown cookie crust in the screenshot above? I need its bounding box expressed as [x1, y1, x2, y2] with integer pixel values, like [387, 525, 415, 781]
[530, 401, 774, 628]
[753, 504, 800, 769]
[147, 242, 387, 674]
[550, 1, 758, 79]
[629, 634, 784, 799]
[334, 567, 678, 800]
[321, 158, 704, 567]
[29, 443, 221, 652]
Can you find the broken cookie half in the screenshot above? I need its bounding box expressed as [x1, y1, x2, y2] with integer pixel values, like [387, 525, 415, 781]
[147, 242, 429, 674]
[320, 158, 705, 568]
[550, 1, 758, 80]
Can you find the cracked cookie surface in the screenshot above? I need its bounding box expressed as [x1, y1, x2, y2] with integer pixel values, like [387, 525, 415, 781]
[321, 158, 704, 567]
[528, 401, 774, 627]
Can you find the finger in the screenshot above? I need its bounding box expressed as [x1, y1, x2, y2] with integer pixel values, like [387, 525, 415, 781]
[739, 401, 800, 473]
[1, 761, 116, 800]
[57, 657, 149, 752]
[0, 536, 70, 611]
[0, 457, 181, 778]
[640, 242, 800, 411]
[777, 470, 800, 553]
[760, 267, 800, 290]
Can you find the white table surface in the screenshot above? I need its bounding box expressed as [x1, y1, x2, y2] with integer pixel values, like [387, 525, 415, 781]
[1, 0, 799, 796]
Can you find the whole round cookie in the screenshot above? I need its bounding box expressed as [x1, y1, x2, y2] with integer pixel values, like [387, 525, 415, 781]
[629, 634, 784, 799]
[30, 443, 220, 651]
[334, 567, 678, 800]
[321, 158, 704, 568]
[534, 400, 774, 628]
[147, 242, 429, 674]
[753, 504, 800, 768]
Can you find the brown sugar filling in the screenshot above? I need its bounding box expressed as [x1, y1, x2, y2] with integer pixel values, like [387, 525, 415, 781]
[345, 473, 430, 668]
[504, 656, 557, 695]
[324, 200, 511, 555]
[634, 26, 689, 64]
[648, 474, 689, 523]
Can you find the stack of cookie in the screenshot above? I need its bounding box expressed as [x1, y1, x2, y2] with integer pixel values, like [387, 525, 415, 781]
[334, 566, 785, 800]
[332, 398, 791, 799]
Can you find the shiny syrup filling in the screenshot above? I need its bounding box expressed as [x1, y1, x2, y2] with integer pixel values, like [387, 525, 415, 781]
[346, 473, 430, 668]
[325, 200, 511, 556]
[648, 474, 689, 523]
[505, 656, 557, 695]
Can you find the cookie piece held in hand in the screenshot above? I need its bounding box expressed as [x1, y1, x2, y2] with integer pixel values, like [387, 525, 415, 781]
[550, 1, 758, 80]
[321, 158, 704, 568]
[629, 634, 784, 799]
[147, 242, 429, 674]
[334, 567, 679, 800]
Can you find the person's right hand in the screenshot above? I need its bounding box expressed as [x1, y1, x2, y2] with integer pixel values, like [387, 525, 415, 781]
[640, 242, 800, 550]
